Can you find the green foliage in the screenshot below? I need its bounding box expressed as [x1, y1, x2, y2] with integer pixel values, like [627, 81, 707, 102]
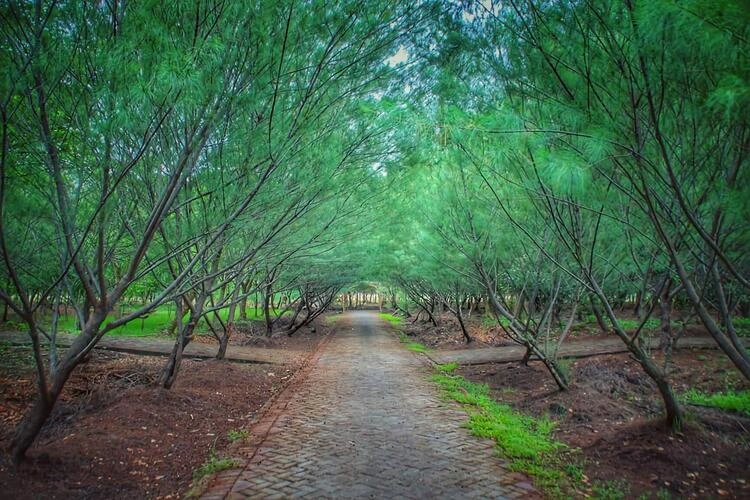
[734, 317, 750, 337]
[379, 313, 404, 327]
[38, 305, 286, 338]
[192, 451, 239, 481]
[227, 429, 250, 443]
[683, 389, 750, 416]
[482, 315, 510, 328]
[55, 309, 173, 337]
[431, 373, 582, 496]
[583, 316, 664, 332]
[405, 341, 429, 354]
[435, 362, 458, 373]
[393, 331, 430, 353]
[591, 479, 630, 500]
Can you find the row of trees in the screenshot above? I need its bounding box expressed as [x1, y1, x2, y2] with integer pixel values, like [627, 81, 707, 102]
[0, 0, 423, 464]
[374, 0, 749, 430]
[2, 0, 747, 468]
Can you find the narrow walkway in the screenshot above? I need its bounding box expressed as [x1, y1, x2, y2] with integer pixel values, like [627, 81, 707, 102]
[202, 311, 535, 499]
[0, 331, 295, 365]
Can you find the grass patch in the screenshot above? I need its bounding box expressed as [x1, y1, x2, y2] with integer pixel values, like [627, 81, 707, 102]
[735, 317, 750, 337]
[591, 479, 630, 499]
[227, 429, 250, 442]
[379, 312, 403, 327]
[391, 327, 430, 354]
[481, 314, 510, 327]
[683, 389, 750, 416]
[192, 451, 239, 481]
[405, 341, 429, 353]
[20, 304, 291, 338]
[436, 362, 458, 373]
[431, 372, 582, 497]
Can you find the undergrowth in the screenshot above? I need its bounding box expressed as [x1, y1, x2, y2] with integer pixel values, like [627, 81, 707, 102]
[396, 332, 429, 353]
[404, 341, 428, 353]
[431, 372, 583, 497]
[384, 319, 431, 353]
[378, 312, 403, 327]
[227, 428, 249, 442]
[435, 362, 458, 373]
[683, 389, 750, 416]
[192, 450, 238, 481]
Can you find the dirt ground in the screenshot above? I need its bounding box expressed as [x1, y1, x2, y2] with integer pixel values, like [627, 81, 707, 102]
[0, 323, 328, 499]
[402, 310, 712, 350]
[457, 349, 750, 498]
[402, 314, 508, 348]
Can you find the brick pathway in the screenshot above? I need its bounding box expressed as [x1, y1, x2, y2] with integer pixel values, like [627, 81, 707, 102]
[201, 311, 537, 499]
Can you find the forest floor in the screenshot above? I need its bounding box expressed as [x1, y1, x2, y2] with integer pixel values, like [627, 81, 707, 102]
[0, 322, 329, 499]
[403, 313, 750, 498]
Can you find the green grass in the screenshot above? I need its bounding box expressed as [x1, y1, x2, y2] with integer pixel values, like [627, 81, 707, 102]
[395, 332, 429, 353]
[15, 304, 290, 339]
[379, 314, 430, 354]
[481, 314, 510, 327]
[735, 317, 750, 337]
[591, 479, 630, 500]
[436, 362, 458, 373]
[192, 452, 239, 481]
[405, 341, 429, 353]
[431, 372, 580, 496]
[227, 429, 250, 442]
[683, 389, 750, 416]
[378, 312, 403, 327]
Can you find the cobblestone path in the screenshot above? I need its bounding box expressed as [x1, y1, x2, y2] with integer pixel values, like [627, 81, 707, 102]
[202, 311, 537, 499]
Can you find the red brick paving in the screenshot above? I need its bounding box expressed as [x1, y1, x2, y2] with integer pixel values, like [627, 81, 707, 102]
[201, 311, 538, 499]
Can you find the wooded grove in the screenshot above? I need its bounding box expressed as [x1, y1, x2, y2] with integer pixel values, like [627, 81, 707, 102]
[1, 0, 748, 484]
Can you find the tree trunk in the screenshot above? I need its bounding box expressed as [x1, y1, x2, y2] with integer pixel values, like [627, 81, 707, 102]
[658, 278, 674, 370]
[520, 346, 533, 366]
[10, 308, 108, 464]
[239, 292, 248, 321]
[159, 332, 189, 389]
[455, 296, 472, 344]
[216, 329, 230, 360]
[589, 279, 683, 430]
[10, 384, 58, 465]
[263, 282, 273, 337]
[589, 296, 609, 333]
[216, 287, 240, 360]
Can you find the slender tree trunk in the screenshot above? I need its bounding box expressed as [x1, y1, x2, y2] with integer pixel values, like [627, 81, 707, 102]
[239, 287, 248, 321]
[216, 287, 240, 360]
[263, 281, 273, 337]
[589, 279, 683, 430]
[658, 278, 674, 370]
[11, 308, 108, 464]
[589, 296, 609, 333]
[10, 378, 62, 465]
[159, 328, 190, 389]
[455, 296, 472, 344]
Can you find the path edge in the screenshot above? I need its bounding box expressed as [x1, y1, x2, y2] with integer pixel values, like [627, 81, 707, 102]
[195, 327, 336, 499]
